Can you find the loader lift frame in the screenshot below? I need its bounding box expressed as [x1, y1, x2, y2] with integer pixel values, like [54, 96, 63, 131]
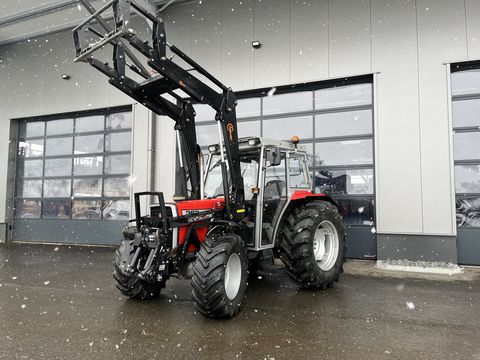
[73, 0, 245, 220]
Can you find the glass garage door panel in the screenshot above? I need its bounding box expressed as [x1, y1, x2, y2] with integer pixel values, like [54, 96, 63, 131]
[315, 139, 373, 167]
[13, 109, 132, 245]
[193, 79, 376, 259]
[452, 64, 480, 265]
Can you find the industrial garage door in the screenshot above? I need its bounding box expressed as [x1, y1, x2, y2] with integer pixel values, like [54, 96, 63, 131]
[194, 77, 376, 259]
[451, 63, 480, 265]
[13, 107, 132, 245]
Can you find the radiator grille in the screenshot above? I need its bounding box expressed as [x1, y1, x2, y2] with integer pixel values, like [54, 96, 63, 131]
[150, 204, 175, 248]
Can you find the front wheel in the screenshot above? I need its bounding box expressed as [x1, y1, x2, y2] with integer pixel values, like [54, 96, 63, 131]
[113, 240, 165, 299]
[278, 201, 346, 289]
[191, 233, 248, 318]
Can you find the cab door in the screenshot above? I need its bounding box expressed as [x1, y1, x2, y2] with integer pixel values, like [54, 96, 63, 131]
[256, 148, 288, 248]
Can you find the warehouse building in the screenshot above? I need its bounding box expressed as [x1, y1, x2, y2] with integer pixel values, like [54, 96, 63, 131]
[1, 0, 479, 266]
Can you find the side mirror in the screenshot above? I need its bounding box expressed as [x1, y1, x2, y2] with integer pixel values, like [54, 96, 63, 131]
[267, 146, 282, 166]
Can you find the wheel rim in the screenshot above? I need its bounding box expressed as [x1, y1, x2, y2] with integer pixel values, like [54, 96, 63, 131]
[224, 253, 242, 300]
[313, 220, 340, 271]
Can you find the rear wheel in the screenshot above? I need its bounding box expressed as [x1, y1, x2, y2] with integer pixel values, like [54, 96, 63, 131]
[191, 233, 248, 318]
[113, 240, 165, 300]
[279, 201, 346, 289]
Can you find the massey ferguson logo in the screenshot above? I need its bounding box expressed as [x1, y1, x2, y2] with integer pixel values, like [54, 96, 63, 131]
[183, 209, 213, 223]
[183, 209, 207, 216]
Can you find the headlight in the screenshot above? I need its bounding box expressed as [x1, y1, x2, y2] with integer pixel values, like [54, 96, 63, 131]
[248, 138, 259, 146]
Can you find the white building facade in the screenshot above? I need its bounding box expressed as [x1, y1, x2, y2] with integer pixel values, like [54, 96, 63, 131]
[1, 0, 479, 265]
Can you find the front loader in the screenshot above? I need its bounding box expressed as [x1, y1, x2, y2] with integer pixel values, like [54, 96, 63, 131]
[72, 0, 346, 318]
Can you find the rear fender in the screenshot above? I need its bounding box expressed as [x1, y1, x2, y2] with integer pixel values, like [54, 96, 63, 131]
[289, 190, 338, 208]
[272, 191, 338, 248]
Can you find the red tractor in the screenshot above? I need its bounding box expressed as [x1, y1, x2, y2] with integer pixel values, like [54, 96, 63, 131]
[73, 0, 346, 318]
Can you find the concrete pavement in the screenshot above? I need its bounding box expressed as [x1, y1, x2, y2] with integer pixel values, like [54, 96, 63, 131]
[0, 242, 479, 360]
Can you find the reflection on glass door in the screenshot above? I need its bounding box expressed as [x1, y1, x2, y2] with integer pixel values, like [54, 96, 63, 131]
[13, 107, 132, 245]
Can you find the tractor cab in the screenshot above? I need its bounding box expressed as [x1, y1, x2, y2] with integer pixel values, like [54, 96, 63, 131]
[204, 137, 312, 250]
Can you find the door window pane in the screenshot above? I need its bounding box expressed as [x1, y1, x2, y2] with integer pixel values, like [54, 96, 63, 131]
[105, 132, 131, 152]
[103, 200, 130, 220]
[452, 99, 480, 128]
[44, 158, 72, 177]
[42, 200, 71, 219]
[73, 156, 103, 175]
[315, 84, 372, 110]
[18, 140, 44, 157]
[46, 119, 73, 136]
[238, 121, 260, 138]
[104, 155, 130, 175]
[454, 132, 480, 161]
[237, 98, 261, 118]
[455, 165, 480, 193]
[73, 179, 102, 197]
[289, 156, 309, 188]
[263, 91, 313, 115]
[16, 200, 41, 219]
[315, 139, 373, 166]
[314, 169, 374, 195]
[104, 178, 129, 197]
[18, 159, 43, 178]
[18, 180, 42, 198]
[106, 112, 132, 129]
[72, 200, 102, 219]
[336, 198, 375, 226]
[74, 134, 104, 154]
[451, 69, 480, 96]
[315, 109, 372, 138]
[45, 137, 73, 156]
[263, 116, 313, 140]
[44, 180, 71, 198]
[75, 115, 104, 133]
[25, 122, 45, 138]
[456, 198, 480, 227]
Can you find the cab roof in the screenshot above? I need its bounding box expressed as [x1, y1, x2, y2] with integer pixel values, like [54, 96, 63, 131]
[207, 136, 308, 154]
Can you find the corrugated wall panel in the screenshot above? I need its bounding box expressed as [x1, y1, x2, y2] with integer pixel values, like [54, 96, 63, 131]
[253, 0, 290, 88]
[465, 0, 480, 59]
[290, 0, 329, 83]
[190, 0, 222, 80]
[416, 0, 467, 235]
[221, 0, 255, 90]
[328, 0, 371, 78]
[371, 0, 423, 233]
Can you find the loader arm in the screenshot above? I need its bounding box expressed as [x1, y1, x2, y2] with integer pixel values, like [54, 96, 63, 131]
[72, 0, 245, 220]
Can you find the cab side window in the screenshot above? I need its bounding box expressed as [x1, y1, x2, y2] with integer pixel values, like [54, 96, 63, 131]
[289, 156, 309, 188]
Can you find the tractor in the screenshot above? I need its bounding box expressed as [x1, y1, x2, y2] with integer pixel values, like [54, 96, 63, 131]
[72, 0, 346, 318]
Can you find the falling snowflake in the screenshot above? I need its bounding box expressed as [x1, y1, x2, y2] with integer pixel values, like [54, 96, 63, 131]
[406, 301, 415, 310]
[267, 87, 277, 97]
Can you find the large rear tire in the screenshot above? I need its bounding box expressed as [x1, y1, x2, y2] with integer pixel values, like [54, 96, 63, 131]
[279, 201, 346, 289]
[191, 233, 248, 318]
[113, 240, 165, 300]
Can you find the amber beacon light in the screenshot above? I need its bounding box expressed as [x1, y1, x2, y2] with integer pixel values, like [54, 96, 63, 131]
[291, 135, 300, 148]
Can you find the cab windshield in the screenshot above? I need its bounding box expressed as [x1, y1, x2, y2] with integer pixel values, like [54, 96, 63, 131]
[204, 152, 260, 201]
